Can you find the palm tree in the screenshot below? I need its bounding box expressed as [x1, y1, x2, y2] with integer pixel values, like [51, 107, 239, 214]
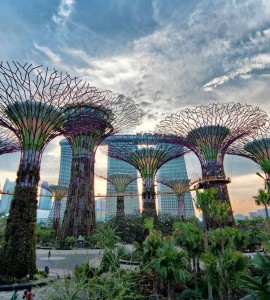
[204, 250, 248, 300]
[253, 189, 270, 220]
[173, 221, 204, 290]
[238, 252, 270, 300]
[150, 240, 190, 300]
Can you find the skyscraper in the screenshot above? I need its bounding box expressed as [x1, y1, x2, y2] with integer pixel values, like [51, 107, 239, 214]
[157, 156, 195, 217]
[39, 182, 52, 210]
[0, 179, 16, 214]
[58, 139, 72, 186]
[105, 155, 140, 220]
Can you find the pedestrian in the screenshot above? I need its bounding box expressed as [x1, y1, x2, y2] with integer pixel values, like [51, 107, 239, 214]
[26, 274, 30, 282]
[32, 294, 35, 300]
[11, 288, 18, 300]
[26, 287, 33, 300]
[48, 250, 51, 260]
[22, 290, 27, 299]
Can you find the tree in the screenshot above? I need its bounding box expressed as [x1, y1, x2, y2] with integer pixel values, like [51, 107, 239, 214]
[253, 189, 270, 220]
[173, 221, 204, 290]
[204, 250, 248, 300]
[238, 253, 270, 300]
[150, 240, 190, 300]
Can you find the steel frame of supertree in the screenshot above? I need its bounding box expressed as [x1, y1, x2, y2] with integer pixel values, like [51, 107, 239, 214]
[101, 133, 189, 217]
[156, 102, 267, 227]
[59, 92, 141, 242]
[156, 173, 198, 220]
[96, 170, 139, 217]
[228, 120, 270, 185]
[0, 127, 20, 155]
[40, 182, 68, 240]
[0, 62, 95, 278]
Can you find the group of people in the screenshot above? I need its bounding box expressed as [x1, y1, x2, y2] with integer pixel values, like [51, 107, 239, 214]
[11, 287, 35, 300]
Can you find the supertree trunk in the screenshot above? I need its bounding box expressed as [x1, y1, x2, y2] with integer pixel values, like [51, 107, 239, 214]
[142, 177, 157, 217]
[202, 165, 234, 228]
[0, 150, 41, 277]
[52, 197, 62, 240]
[116, 194, 125, 217]
[61, 155, 95, 242]
[176, 193, 186, 220]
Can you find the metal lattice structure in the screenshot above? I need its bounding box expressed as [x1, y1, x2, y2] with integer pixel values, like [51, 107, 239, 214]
[97, 170, 139, 217]
[60, 92, 142, 241]
[41, 182, 68, 240]
[156, 173, 198, 220]
[228, 120, 270, 182]
[0, 127, 20, 154]
[0, 62, 95, 277]
[101, 133, 189, 217]
[155, 102, 267, 226]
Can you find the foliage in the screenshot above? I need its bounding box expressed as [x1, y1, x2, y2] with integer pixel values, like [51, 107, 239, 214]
[253, 189, 270, 219]
[92, 223, 120, 250]
[65, 236, 76, 248]
[203, 250, 248, 300]
[238, 253, 270, 300]
[36, 227, 55, 246]
[179, 288, 203, 299]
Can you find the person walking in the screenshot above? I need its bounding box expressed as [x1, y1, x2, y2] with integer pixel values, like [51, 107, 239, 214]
[48, 250, 51, 260]
[26, 287, 33, 300]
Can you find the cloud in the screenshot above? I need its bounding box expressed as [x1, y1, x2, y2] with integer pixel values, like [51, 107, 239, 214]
[52, 0, 75, 25]
[34, 44, 62, 64]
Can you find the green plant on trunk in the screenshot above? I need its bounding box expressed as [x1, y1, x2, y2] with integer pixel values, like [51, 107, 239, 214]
[203, 250, 248, 300]
[253, 189, 270, 220]
[173, 221, 204, 290]
[238, 253, 270, 300]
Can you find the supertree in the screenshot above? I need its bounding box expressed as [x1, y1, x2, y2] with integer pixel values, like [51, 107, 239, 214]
[59, 92, 141, 243]
[40, 182, 68, 240]
[156, 173, 198, 220]
[156, 102, 267, 227]
[0, 62, 96, 278]
[0, 127, 20, 154]
[228, 120, 270, 186]
[96, 170, 139, 217]
[101, 133, 189, 217]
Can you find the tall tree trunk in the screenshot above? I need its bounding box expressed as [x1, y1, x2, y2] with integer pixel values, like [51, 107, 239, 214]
[177, 193, 186, 220]
[0, 150, 41, 278]
[142, 177, 157, 218]
[167, 283, 172, 300]
[192, 257, 198, 290]
[264, 204, 269, 220]
[116, 194, 125, 217]
[60, 155, 95, 243]
[52, 197, 62, 240]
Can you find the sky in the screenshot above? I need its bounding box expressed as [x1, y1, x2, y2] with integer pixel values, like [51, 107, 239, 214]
[0, 0, 269, 215]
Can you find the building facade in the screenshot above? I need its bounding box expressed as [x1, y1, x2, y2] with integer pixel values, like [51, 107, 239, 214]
[58, 139, 72, 186]
[39, 182, 52, 210]
[0, 178, 16, 214]
[157, 156, 195, 217]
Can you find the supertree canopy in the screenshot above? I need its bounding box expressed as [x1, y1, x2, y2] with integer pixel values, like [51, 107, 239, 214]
[156, 102, 267, 227]
[41, 182, 68, 240]
[101, 133, 189, 217]
[97, 170, 138, 217]
[0, 62, 95, 278]
[60, 92, 141, 242]
[0, 127, 20, 155]
[156, 173, 198, 220]
[228, 120, 270, 184]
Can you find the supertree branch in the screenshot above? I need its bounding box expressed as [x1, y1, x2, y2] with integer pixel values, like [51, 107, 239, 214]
[228, 120, 270, 165]
[101, 133, 189, 217]
[155, 102, 267, 228]
[0, 127, 20, 155]
[156, 173, 198, 220]
[0, 62, 96, 278]
[60, 93, 141, 243]
[96, 170, 139, 217]
[41, 182, 68, 240]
